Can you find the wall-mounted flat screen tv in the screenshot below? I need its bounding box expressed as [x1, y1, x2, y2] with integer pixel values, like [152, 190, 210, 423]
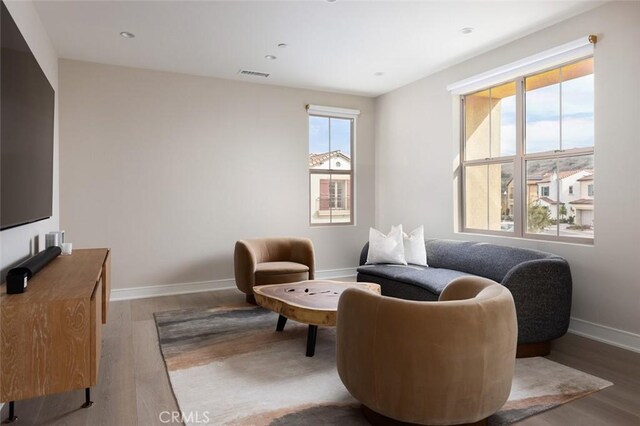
[1, 1, 55, 231]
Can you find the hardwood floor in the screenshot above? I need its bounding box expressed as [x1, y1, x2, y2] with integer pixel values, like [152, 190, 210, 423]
[2, 288, 639, 425]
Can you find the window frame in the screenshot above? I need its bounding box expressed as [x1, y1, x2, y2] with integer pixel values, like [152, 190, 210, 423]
[308, 114, 355, 226]
[460, 56, 594, 244]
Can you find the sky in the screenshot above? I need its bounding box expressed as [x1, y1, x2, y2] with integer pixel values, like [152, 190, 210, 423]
[497, 73, 594, 155]
[309, 116, 351, 156]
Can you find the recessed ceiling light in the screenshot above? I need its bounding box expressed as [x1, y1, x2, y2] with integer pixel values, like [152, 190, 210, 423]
[120, 31, 135, 39]
[326, 0, 337, 3]
[277, 43, 288, 49]
[460, 27, 474, 35]
[265, 55, 277, 60]
[374, 72, 384, 77]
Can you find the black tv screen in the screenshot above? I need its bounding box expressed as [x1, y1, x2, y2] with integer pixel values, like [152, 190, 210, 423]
[1, 1, 55, 230]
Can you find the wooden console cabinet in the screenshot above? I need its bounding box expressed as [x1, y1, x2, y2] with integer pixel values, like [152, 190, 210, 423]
[0, 248, 111, 412]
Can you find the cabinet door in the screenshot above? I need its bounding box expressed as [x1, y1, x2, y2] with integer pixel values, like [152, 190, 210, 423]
[91, 279, 103, 386]
[1, 299, 91, 400]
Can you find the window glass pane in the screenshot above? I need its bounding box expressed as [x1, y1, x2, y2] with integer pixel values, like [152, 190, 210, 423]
[491, 162, 514, 231]
[526, 68, 560, 153]
[465, 162, 514, 232]
[309, 116, 330, 170]
[558, 154, 594, 238]
[464, 89, 491, 161]
[492, 82, 517, 157]
[562, 58, 594, 150]
[329, 118, 352, 170]
[465, 164, 488, 229]
[526, 158, 558, 235]
[309, 173, 351, 224]
[526, 155, 594, 238]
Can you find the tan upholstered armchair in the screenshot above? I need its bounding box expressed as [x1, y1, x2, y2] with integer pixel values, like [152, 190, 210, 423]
[234, 238, 315, 304]
[336, 276, 517, 425]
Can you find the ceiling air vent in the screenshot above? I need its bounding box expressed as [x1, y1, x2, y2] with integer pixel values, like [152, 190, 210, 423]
[238, 69, 270, 78]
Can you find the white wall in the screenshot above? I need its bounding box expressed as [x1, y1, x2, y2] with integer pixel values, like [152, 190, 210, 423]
[59, 60, 375, 291]
[0, 1, 59, 279]
[375, 2, 640, 347]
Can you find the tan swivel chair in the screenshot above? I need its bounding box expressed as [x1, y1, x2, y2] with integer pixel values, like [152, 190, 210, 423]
[337, 276, 517, 426]
[234, 237, 315, 304]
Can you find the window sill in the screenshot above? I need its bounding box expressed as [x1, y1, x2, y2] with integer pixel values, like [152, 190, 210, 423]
[458, 229, 594, 246]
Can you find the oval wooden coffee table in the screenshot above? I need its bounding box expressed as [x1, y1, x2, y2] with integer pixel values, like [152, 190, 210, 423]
[253, 280, 381, 357]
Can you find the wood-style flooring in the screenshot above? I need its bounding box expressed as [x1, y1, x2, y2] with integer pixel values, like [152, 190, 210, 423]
[2, 288, 639, 425]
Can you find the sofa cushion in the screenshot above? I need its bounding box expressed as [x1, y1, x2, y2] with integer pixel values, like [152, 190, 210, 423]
[357, 264, 477, 295]
[255, 261, 309, 275]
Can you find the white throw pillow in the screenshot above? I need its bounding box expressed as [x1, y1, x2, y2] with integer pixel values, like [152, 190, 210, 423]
[393, 225, 428, 266]
[366, 225, 407, 265]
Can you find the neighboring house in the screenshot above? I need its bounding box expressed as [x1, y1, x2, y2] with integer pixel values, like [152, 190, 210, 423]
[504, 168, 595, 228]
[309, 150, 352, 223]
[570, 173, 594, 226]
[533, 169, 594, 226]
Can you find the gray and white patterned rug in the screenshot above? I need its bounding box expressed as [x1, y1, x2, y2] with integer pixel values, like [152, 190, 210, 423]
[154, 305, 612, 426]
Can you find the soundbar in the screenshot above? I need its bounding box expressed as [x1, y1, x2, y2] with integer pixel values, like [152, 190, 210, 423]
[6, 246, 62, 294]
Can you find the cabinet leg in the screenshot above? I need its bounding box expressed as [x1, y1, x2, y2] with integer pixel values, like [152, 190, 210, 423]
[4, 401, 18, 423]
[82, 388, 94, 408]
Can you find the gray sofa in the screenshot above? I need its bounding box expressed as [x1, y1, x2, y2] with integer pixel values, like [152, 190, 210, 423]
[357, 239, 572, 356]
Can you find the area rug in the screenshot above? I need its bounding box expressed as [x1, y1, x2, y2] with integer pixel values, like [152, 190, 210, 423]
[154, 305, 612, 426]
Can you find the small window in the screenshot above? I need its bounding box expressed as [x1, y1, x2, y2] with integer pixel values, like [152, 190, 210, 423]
[568, 185, 574, 195]
[308, 114, 354, 225]
[540, 186, 550, 197]
[588, 184, 594, 197]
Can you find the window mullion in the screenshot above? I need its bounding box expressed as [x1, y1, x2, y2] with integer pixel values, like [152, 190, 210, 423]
[489, 88, 493, 159]
[524, 147, 594, 161]
[555, 159, 560, 237]
[486, 165, 490, 230]
[559, 67, 563, 152]
[463, 156, 516, 166]
[514, 77, 525, 237]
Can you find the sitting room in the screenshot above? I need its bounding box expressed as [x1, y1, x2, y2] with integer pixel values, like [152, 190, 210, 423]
[1, 1, 639, 425]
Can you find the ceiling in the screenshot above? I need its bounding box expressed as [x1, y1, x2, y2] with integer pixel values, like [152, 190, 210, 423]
[34, 1, 604, 97]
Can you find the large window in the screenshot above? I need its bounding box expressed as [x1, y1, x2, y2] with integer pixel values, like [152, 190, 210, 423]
[461, 57, 594, 242]
[308, 112, 354, 225]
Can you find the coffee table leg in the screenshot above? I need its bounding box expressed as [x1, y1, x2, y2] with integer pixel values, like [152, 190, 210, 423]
[276, 315, 288, 332]
[306, 325, 318, 357]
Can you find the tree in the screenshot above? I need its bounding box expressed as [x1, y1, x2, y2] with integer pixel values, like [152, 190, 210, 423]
[559, 203, 567, 220]
[527, 202, 552, 232]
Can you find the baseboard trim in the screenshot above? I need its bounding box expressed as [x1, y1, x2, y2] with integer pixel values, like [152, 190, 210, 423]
[110, 279, 236, 301]
[110, 267, 358, 302]
[314, 267, 358, 280]
[569, 317, 640, 354]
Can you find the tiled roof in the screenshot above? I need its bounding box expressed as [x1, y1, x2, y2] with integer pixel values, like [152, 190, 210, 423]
[309, 150, 350, 167]
[577, 174, 594, 181]
[538, 197, 560, 205]
[537, 169, 590, 183]
[569, 198, 594, 205]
